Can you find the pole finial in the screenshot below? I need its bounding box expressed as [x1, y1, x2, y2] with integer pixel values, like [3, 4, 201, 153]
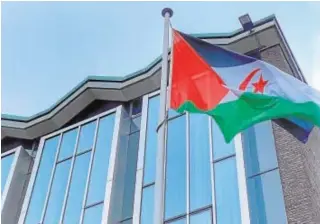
[161, 8, 173, 18]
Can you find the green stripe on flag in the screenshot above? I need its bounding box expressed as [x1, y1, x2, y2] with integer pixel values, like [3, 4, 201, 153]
[176, 92, 320, 143]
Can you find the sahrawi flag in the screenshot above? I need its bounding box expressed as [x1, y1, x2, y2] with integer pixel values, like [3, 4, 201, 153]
[170, 29, 320, 143]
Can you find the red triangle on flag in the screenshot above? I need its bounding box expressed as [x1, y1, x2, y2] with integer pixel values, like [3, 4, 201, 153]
[170, 30, 229, 111]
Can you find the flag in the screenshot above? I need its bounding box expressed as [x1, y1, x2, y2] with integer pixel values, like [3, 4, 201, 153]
[170, 29, 320, 143]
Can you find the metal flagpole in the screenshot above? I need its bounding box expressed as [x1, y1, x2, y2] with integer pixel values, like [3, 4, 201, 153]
[154, 7, 173, 224]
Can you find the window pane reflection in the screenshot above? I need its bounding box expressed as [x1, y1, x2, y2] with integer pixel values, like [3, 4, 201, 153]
[190, 114, 212, 211]
[87, 114, 115, 205]
[243, 121, 278, 176]
[44, 159, 71, 224]
[190, 210, 212, 224]
[140, 185, 154, 224]
[58, 129, 77, 161]
[214, 157, 241, 224]
[130, 116, 141, 133]
[144, 96, 159, 185]
[83, 204, 103, 224]
[1, 154, 14, 194]
[212, 120, 235, 160]
[165, 116, 186, 219]
[122, 132, 140, 219]
[25, 136, 59, 224]
[167, 218, 186, 224]
[247, 167, 287, 224]
[77, 121, 96, 153]
[63, 152, 91, 224]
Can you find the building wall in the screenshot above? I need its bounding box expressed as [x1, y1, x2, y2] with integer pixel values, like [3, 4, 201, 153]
[260, 45, 320, 223]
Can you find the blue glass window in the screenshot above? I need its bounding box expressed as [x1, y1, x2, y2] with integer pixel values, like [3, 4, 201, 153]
[83, 204, 103, 224]
[140, 185, 154, 224]
[121, 219, 133, 224]
[243, 121, 278, 176]
[190, 210, 212, 224]
[86, 114, 115, 205]
[122, 132, 140, 219]
[165, 115, 187, 219]
[44, 159, 71, 224]
[168, 108, 181, 118]
[167, 218, 186, 224]
[25, 136, 59, 224]
[63, 152, 91, 223]
[144, 95, 159, 185]
[130, 116, 141, 133]
[1, 154, 14, 194]
[77, 121, 96, 153]
[214, 157, 241, 224]
[247, 171, 287, 224]
[243, 121, 287, 224]
[58, 129, 77, 161]
[190, 114, 212, 211]
[212, 120, 235, 160]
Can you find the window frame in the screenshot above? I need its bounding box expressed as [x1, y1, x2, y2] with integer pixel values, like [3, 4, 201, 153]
[18, 105, 122, 224]
[1, 146, 22, 205]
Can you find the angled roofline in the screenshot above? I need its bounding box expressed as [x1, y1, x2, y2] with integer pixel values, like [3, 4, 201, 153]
[1, 14, 276, 123]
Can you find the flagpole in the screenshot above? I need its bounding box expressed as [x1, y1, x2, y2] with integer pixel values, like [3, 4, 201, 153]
[154, 7, 173, 224]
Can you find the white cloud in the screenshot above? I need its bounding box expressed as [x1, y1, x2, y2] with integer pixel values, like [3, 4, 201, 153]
[311, 34, 320, 91]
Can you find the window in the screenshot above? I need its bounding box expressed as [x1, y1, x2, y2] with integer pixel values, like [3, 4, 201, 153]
[189, 114, 212, 211]
[142, 92, 243, 224]
[190, 209, 212, 224]
[22, 110, 116, 224]
[165, 115, 187, 219]
[140, 185, 155, 224]
[25, 136, 60, 224]
[243, 121, 287, 224]
[143, 95, 160, 185]
[140, 95, 159, 223]
[109, 99, 142, 223]
[212, 121, 241, 224]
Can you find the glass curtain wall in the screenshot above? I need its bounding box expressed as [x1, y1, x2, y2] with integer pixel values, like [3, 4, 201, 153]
[140, 93, 242, 224]
[22, 109, 117, 224]
[109, 98, 142, 224]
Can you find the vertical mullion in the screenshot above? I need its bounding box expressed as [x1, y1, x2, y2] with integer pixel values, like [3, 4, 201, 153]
[208, 118, 217, 224]
[1, 146, 23, 208]
[1, 147, 21, 209]
[39, 133, 63, 223]
[133, 94, 149, 224]
[79, 119, 100, 224]
[18, 138, 45, 224]
[59, 126, 81, 224]
[101, 106, 123, 224]
[235, 134, 251, 224]
[186, 113, 190, 224]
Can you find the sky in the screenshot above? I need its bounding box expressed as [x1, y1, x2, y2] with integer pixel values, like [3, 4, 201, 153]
[1, 1, 320, 117]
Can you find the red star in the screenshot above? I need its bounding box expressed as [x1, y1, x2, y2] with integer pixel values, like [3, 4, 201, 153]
[252, 75, 268, 93]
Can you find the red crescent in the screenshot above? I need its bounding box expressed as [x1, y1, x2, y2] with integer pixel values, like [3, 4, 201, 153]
[239, 68, 261, 91]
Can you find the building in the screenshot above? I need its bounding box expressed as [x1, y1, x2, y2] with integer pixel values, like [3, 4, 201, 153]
[1, 14, 320, 224]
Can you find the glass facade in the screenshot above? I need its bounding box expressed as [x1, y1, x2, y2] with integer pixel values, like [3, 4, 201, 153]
[23, 111, 116, 224]
[109, 98, 142, 224]
[140, 93, 249, 224]
[15, 92, 288, 224]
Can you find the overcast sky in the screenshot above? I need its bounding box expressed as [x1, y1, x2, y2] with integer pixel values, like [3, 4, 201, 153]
[2, 1, 320, 116]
